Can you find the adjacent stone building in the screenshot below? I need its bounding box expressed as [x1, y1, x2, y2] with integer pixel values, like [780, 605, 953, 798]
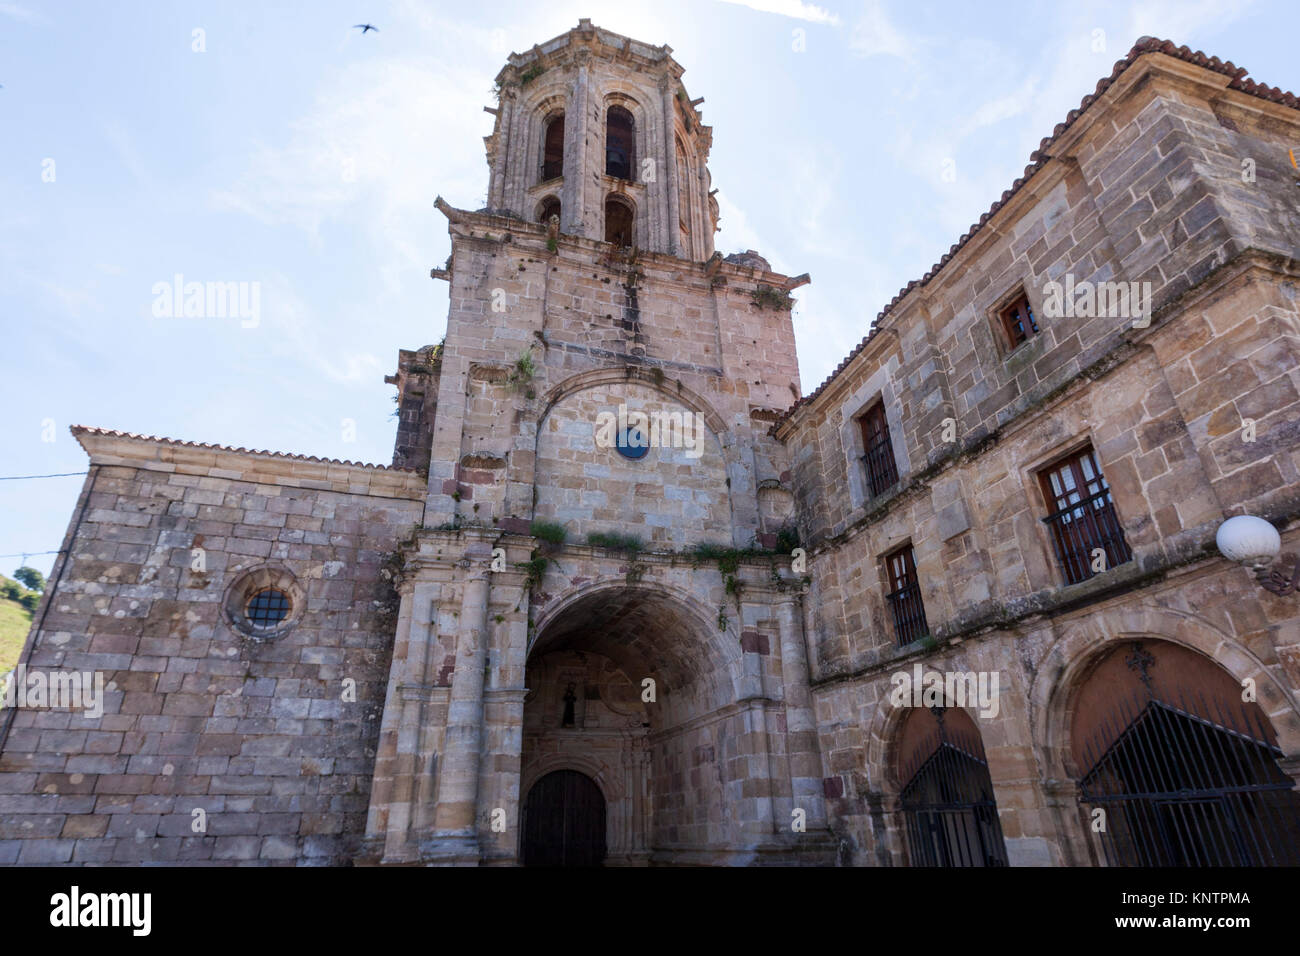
[2, 23, 1299, 866]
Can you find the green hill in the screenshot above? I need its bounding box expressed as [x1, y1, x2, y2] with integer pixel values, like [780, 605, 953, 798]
[0, 574, 38, 675]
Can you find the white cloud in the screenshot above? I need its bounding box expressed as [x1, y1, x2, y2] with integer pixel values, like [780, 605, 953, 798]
[101, 121, 150, 184]
[211, 52, 490, 311]
[1128, 0, 1254, 44]
[848, 0, 912, 59]
[0, 2, 44, 24]
[715, 0, 841, 25]
[962, 76, 1041, 135]
[259, 275, 385, 386]
[714, 190, 772, 260]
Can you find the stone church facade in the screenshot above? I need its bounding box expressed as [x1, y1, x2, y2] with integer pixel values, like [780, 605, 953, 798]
[2, 22, 1300, 866]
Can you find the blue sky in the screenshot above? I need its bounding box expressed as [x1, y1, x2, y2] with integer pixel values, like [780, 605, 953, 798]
[0, 0, 1290, 576]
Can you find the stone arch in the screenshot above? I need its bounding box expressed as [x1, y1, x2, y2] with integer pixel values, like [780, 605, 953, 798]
[520, 89, 569, 190]
[604, 192, 635, 246]
[865, 685, 985, 797]
[535, 194, 561, 225]
[862, 680, 1007, 866]
[601, 91, 647, 177]
[517, 763, 615, 866]
[536, 365, 729, 438]
[528, 576, 741, 703]
[521, 752, 623, 807]
[527, 368, 739, 548]
[604, 104, 636, 180]
[539, 113, 565, 183]
[1029, 603, 1300, 784]
[521, 576, 745, 862]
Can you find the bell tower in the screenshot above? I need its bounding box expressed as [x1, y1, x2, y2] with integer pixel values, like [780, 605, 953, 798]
[368, 21, 824, 867]
[483, 18, 719, 260]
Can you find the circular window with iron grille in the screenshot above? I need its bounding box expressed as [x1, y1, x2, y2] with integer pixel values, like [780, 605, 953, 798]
[222, 566, 303, 641]
[245, 588, 291, 631]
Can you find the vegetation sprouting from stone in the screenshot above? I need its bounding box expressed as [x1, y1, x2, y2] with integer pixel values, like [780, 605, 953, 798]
[509, 349, 537, 388]
[775, 525, 800, 553]
[750, 284, 794, 310]
[517, 554, 549, 590]
[587, 531, 643, 553]
[529, 520, 567, 545]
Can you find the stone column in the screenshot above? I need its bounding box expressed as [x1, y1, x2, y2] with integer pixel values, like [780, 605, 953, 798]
[777, 595, 827, 828]
[424, 567, 492, 863]
[360, 572, 417, 862]
[660, 79, 681, 258]
[1044, 777, 1093, 866]
[566, 59, 590, 239]
[488, 93, 515, 212]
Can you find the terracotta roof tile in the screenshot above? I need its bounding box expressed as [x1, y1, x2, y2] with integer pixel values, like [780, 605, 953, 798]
[771, 37, 1300, 434]
[71, 425, 418, 472]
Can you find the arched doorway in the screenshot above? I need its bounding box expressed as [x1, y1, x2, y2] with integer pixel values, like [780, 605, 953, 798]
[896, 706, 1008, 867]
[1072, 640, 1300, 866]
[521, 769, 607, 866]
[520, 582, 743, 864]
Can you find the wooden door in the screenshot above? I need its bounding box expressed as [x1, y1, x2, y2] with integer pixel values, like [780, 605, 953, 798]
[521, 770, 607, 866]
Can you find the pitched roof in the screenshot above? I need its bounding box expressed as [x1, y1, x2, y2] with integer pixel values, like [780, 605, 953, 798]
[71, 425, 417, 472]
[773, 37, 1300, 433]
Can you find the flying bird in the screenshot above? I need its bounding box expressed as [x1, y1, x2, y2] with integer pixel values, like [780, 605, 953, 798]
[353, 23, 378, 34]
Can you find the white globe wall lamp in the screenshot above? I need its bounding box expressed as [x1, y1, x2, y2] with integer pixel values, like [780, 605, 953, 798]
[1215, 515, 1298, 596]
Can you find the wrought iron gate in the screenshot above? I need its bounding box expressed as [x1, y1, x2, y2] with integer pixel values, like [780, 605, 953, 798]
[1077, 689, 1300, 866]
[521, 769, 607, 867]
[899, 710, 1009, 867]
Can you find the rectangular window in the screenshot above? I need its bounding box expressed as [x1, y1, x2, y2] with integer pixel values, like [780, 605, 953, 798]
[1038, 446, 1132, 585]
[885, 544, 929, 646]
[998, 292, 1039, 350]
[858, 400, 900, 497]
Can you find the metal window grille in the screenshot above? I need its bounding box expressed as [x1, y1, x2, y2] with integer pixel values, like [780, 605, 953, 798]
[900, 713, 1009, 867]
[1078, 689, 1300, 866]
[885, 546, 929, 646]
[245, 588, 290, 629]
[1039, 448, 1132, 584]
[859, 402, 899, 497]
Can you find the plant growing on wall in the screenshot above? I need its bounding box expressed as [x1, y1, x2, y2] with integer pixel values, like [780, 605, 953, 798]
[517, 554, 549, 591]
[750, 284, 793, 310]
[529, 520, 566, 544]
[509, 349, 537, 389]
[587, 531, 643, 554]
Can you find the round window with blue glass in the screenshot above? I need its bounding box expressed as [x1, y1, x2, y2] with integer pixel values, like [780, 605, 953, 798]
[616, 426, 649, 460]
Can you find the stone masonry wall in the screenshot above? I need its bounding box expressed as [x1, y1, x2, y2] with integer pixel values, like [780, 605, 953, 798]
[0, 431, 425, 865]
[424, 209, 801, 548]
[775, 49, 1300, 867]
[534, 381, 731, 548]
[785, 54, 1300, 548]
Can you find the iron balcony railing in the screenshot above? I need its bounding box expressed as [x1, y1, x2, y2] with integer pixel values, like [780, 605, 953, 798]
[887, 580, 930, 646]
[1041, 487, 1132, 585]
